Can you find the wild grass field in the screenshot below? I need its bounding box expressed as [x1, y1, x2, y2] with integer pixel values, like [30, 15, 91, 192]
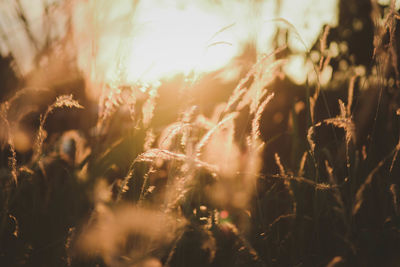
[0, 0, 400, 266]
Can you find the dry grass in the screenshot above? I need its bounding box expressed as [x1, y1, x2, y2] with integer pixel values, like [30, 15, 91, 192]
[1, 1, 400, 266]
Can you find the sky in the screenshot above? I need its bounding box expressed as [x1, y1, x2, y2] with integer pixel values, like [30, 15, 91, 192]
[0, 0, 339, 84]
[0, 0, 66, 74]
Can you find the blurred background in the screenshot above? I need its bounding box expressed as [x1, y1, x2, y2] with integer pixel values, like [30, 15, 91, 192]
[1, 0, 400, 266]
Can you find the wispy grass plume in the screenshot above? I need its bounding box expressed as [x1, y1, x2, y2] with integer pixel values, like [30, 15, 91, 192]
[33, 94, 83, 162]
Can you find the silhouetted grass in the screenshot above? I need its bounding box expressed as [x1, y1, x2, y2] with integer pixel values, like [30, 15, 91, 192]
[1, 0, 400, 266]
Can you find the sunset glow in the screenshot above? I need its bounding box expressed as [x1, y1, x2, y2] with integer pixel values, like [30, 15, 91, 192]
[72, 0, 255, 87]
[71, 0, 338, 90]
[2, 0, 399, 265]
[0, 0, 339, 90]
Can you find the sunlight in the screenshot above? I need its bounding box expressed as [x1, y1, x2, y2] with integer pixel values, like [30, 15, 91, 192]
[123, 3, 239, 83]
[0, 0, 338, 92]
[76, 1, 239, 88]
[3, 0, 396, 265]
[71, 0, 338, 93]
[72, 0, 257, 89]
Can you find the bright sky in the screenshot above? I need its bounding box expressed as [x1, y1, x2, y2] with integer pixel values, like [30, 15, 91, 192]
[0, 0, 66, 74]
[0, 0, 339, 85]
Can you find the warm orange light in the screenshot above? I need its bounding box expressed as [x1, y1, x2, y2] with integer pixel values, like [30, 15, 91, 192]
[71, 0, 339, 94]
[73, 0, 245, 89]
[123, 3, 239, 83]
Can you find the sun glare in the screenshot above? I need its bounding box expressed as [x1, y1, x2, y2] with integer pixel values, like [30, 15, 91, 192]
[123, 3, 240, 82]
[72, 0, 277, 91]
[71, 0, 338, 94]
[0, 0, 338, 94]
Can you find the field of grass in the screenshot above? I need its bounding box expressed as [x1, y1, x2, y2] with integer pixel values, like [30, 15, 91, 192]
[1, 0, 400, 266]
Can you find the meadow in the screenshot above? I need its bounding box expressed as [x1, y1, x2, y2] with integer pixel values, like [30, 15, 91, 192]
[0, 0, 400, 266]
